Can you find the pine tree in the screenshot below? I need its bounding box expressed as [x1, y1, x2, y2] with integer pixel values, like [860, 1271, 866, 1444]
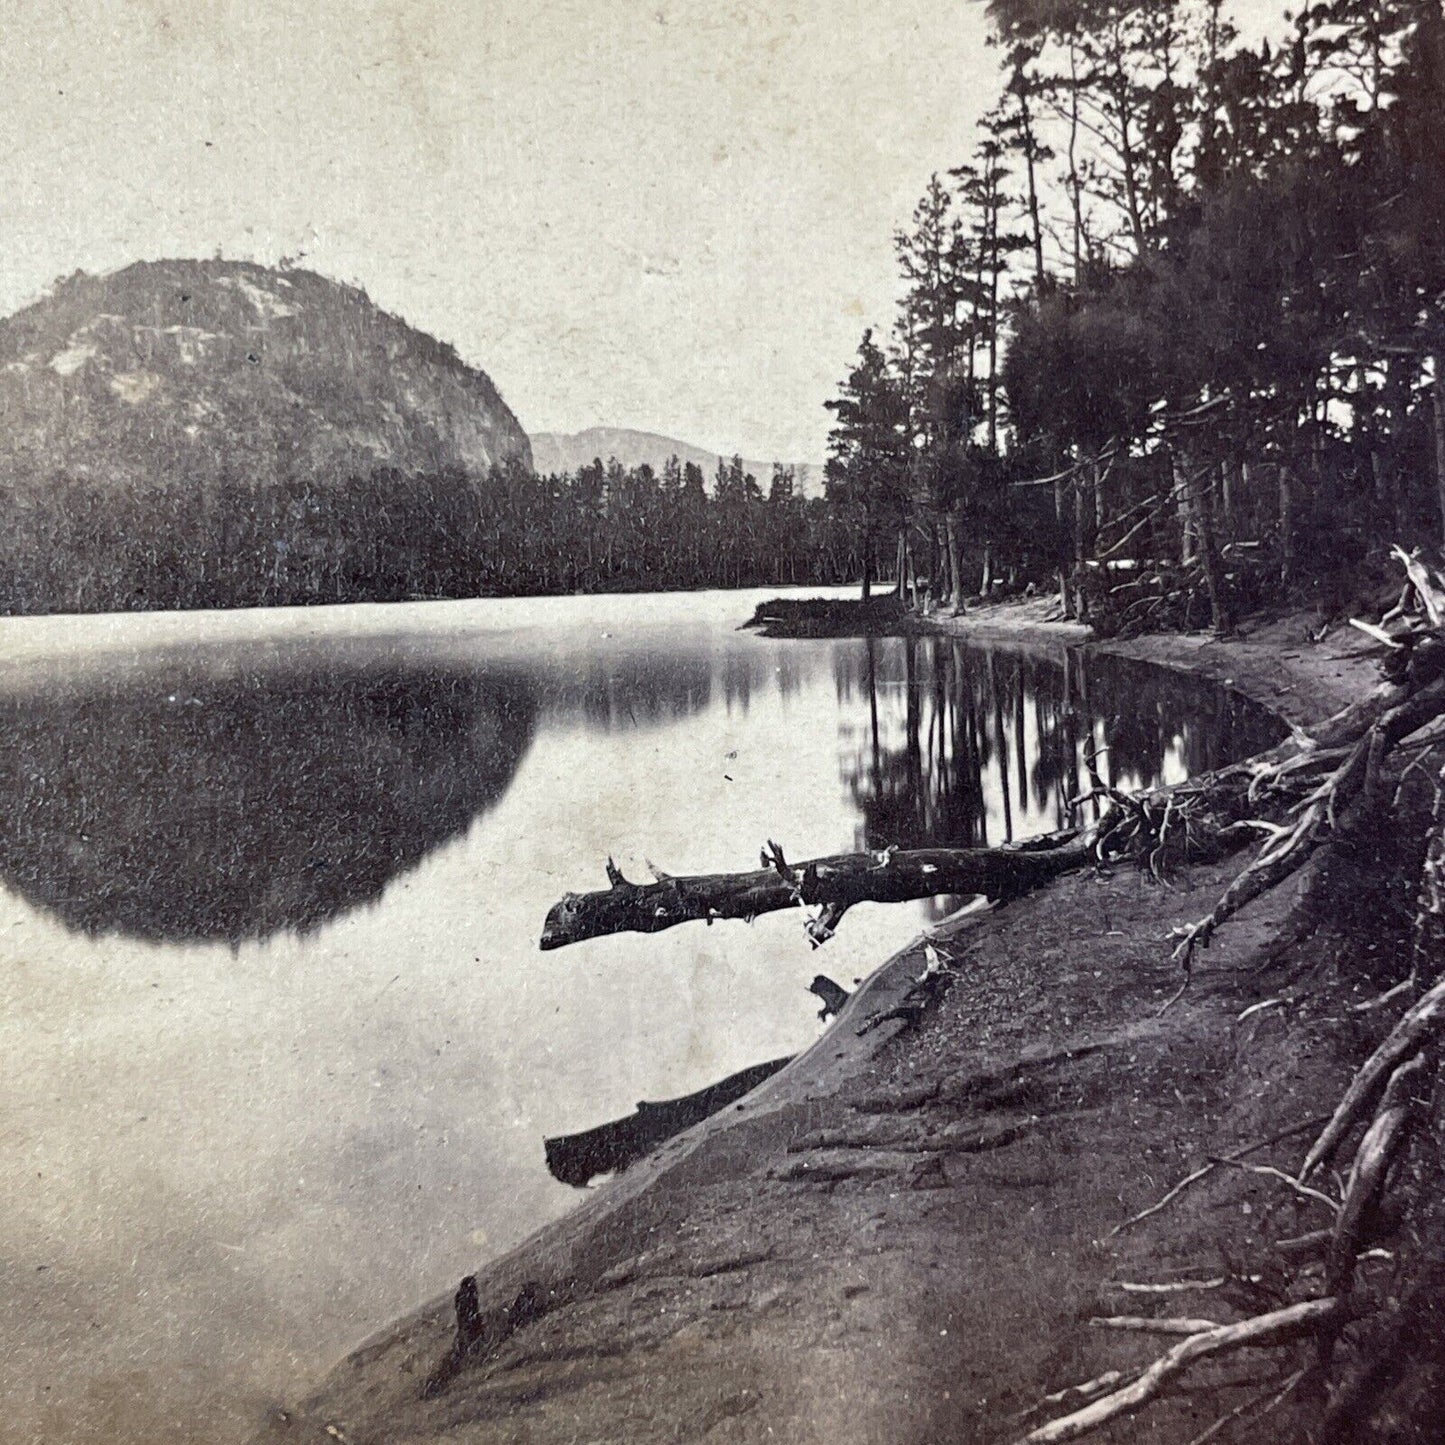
[824, 331, 912, 599]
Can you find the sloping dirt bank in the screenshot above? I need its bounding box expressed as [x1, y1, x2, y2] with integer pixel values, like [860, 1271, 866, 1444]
[257, 610, 1424, 1445]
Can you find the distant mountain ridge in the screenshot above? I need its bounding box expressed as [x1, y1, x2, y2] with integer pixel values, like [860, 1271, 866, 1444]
[530, 427, 824, 495]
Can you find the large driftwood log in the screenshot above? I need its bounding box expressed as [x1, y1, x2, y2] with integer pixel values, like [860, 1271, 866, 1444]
[539, 836, 1093, 951]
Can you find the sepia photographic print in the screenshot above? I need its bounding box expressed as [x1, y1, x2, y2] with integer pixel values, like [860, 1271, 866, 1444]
[4, 2, 1445, 1442]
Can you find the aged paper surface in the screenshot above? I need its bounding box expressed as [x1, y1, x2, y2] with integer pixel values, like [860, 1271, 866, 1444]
[6, 3, 1444, 1443]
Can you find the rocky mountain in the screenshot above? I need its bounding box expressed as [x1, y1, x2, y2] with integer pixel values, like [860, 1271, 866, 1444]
[0, 259, 537, 612]
[0, 259, 531, 491]
[530, 426, 824, 495]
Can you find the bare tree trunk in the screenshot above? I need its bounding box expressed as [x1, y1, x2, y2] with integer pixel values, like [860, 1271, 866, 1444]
[1020, 81, 1046, 293]
[987, 168, 1002, 454]
[1432, 355, 1445, 553]
[1110, 27, 1148, 260]
[1221, 458, 1239, 536]
[946, 510, 965, 614]
[1073, 474, 1089, 621]
[1175, 453, 1196, 565]
[1384, 356, 1413, 539]
[1055, 473, 1074, 619]
[1067, 40, 1084, 285]
[1195, 471, 1231, 636]
[1279, 463, 1295, 587]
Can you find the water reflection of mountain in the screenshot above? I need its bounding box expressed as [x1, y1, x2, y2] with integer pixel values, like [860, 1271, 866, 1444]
[836, 638, 1284, 852]
[0, 662, 538, 942]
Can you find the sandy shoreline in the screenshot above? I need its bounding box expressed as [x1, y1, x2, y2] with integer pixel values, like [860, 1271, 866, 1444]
[259, 601, 1386, 1445]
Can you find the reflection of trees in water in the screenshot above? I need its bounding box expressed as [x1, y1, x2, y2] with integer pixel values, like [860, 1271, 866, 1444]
[0, 662, 538, 943]
[836, 639, 1283, 853]
[542, 644, 814, 732]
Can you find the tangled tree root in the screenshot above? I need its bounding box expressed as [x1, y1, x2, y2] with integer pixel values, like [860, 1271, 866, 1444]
[1015, 552, 1445, 1444]
[1148, 552, 1445, 990]
[1015, 1061, 1425, 1444]
[1015, 1298, 1355, 1444]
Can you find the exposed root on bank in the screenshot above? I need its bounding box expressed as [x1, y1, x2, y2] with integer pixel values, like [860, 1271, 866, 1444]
[1010, 552, 1445, 1443]
[1019, 1045, 1423, 1444]
[1102, 1116, 1329, 1240]
[1014, 1298, 1356, 1444]
[1182, 1368, 1308, 1445]
[1026, 926, 1438, 1438]
[1300, 999, 1441, 1180]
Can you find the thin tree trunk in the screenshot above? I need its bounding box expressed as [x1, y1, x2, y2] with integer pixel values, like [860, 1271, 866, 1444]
[1073, 474, 1089, 621]
[1432, 355, 1445, 552]
[986, 162, 1002, 453]
[1067, 40, 1084, 284]
[1175, 453, 1196, 565]
[946, 510, 966, 613]
[1221, 458, 1239, 535]
[1055, 473, 1074, 619]
[1384, 356, 1413, 539]
[1279, 463, 1295, 587]
[1194, 468, 1231, 635]
[1111, 30, 1148, 260]
[1020, 81, 1046, 293]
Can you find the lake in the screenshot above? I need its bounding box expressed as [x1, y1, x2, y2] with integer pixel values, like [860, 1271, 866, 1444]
[0, 588, 1283, 1444]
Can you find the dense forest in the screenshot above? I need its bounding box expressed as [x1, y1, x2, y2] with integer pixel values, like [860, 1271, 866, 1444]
[0, 453, 852, 612]
[0, 258, 848, 611]
[823, 0, 1445, 631]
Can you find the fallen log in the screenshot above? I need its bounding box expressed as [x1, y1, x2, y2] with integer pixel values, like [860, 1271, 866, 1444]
[543, 1055, 793, 1187]
[539, 835, 1093, 951]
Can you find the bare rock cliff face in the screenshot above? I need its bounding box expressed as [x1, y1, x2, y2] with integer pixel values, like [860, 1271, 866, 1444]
[0, 258, 531, 489]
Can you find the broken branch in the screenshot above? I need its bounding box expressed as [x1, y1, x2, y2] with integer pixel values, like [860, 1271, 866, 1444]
[1017, 1297, 1354, 1444]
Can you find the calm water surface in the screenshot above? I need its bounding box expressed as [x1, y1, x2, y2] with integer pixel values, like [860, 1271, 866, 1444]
[0, 589, 1282, 1443]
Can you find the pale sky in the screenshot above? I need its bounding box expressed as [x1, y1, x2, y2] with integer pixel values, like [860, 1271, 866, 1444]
[0, 0, 1018, 462]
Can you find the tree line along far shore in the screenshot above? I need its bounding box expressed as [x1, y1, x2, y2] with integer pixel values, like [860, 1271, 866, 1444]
[0, 456, 854, 613]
